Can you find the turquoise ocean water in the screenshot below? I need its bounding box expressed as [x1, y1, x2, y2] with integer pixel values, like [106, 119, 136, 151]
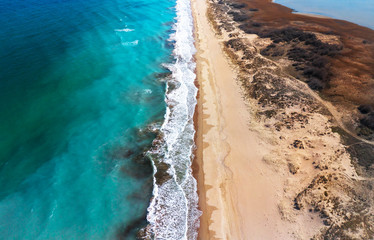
[274, 0, 374, 29]
[0, 0, 199, 239]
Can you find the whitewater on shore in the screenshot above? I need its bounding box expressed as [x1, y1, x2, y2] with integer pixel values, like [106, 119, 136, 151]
[144, 0, 201, 238]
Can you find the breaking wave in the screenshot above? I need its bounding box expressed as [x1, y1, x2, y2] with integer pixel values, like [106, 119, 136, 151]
[144, 0, 201, 238]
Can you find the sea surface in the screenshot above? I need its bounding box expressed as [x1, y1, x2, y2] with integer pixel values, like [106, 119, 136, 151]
[274, 0, 374, 29]
[0, 0, 199, 239]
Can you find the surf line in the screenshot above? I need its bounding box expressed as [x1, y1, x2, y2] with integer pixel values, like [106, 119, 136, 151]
[142, 0, 201, 238]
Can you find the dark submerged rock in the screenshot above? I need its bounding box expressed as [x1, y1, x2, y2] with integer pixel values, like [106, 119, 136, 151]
[154, 161, 172, 185]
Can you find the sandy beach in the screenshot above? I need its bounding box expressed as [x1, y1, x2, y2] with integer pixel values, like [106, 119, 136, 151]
[192, 0, 300, 238]
[191, 0, 374, 239]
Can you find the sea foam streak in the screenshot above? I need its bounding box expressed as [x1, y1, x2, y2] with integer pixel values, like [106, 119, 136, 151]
[145, 0, 201, 238]
[115, 28, 134, 32]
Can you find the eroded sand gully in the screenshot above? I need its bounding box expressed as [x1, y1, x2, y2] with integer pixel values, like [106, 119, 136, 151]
[192, 0, 374, 239]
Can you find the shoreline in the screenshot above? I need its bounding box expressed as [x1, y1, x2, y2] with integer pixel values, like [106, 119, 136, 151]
[271, 0, 332, 20]
[292, 12, 331, 19]
[191, 0, 374, 238]
[270, 0, 332, 19]
[271, 0, 374, 29]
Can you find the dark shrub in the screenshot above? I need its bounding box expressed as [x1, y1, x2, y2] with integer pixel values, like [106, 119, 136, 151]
[230, 3, 247, 9]
[298, 33, 316, 42]
[259, 27, 307, 42]
[228, 11, 250, 22]
[233, 14, 249, 22]
[308, 78, 325, 90]
[239, 23, 259, 34]
[313, 44, 342, 56]
[260, 43, 277, 56]
[225, 39, 245, 51]
[312, 57, 328, 68]
[252, 22, 262, 27]
[358, 105, 372, 114]
[305, 38, 321, 47]
[271, 49, 285, 57]
[256, 27, 343, 89]
[287, 47, 310, 61]
[260, 49, 270, 56]
[303, 67, 327, 81]
[360, 113, 374, 130]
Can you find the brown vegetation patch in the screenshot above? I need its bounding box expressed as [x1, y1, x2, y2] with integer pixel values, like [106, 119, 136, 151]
[206, 0, 374, 238]
[219, 0, 374, 140]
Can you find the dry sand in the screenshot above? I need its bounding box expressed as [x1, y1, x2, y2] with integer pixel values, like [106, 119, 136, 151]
[192, 0, 304, 238]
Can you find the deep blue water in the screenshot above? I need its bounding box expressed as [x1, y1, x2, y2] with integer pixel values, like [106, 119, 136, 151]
[274, 0, 374, 29]
[0, 0, 176, 238]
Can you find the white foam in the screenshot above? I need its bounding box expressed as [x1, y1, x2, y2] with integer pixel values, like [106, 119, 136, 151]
[114, 28, 134, 32]
[121, 40, 139, 46]
[145, 0, 201, 238]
